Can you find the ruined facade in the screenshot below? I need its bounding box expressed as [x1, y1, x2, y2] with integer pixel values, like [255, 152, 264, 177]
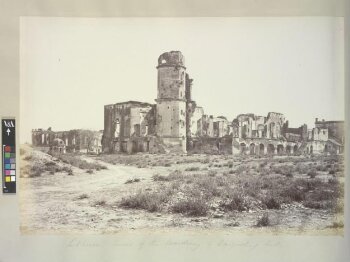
[232, 113, 344, 155]
[304, 119, 344, 154]
[101, 101, 160, 154]
[32, 128, 102, 154]
[314, 118, 344, 144]
[231, 112, 302, 155]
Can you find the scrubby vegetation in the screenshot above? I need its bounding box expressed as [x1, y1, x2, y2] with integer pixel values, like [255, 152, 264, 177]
[120, 190, 171, 212]
[21, 154, 73, 177]
[116, 154, 344, 223]
[22, 145, 344, 230]
[54, 153, 107, 170]
[20, 146, 107, 177]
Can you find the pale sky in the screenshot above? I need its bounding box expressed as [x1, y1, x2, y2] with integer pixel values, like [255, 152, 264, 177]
[20, 17, 344, 143]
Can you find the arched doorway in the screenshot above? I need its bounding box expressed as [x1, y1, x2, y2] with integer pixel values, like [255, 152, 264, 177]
[249, 143, 255, 155]
[286, 145, 291, 154]
[293, 145, 298, 154]
[259, 144, 265, 155]
[277, 144, 284, 155]
[324, 144, 328, 153]
[240, 143, 246, 154]
[257, 125, 264, 138]
[267, 144, 275, 155]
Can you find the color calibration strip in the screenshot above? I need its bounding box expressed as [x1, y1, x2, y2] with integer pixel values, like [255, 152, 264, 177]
[2, 118, 16, 193]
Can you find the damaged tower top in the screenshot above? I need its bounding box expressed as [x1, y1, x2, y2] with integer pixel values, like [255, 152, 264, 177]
[157, 51, 186, 69]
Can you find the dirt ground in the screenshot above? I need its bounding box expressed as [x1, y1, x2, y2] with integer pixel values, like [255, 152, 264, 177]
[19, 147, 344, 235]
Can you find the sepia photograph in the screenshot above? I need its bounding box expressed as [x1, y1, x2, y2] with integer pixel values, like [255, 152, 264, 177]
[19, 17, 344, 234]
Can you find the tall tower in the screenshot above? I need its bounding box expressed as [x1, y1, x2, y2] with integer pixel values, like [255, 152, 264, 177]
[156, 51, 187, 153]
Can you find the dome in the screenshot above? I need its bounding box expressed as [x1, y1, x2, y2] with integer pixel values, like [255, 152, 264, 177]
[157, 51, 185, 68]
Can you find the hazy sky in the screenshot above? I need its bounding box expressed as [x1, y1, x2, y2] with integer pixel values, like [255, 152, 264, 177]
[20, 17, 344, 143]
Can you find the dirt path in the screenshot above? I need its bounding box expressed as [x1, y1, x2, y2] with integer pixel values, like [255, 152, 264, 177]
[20, 156, 175, 234]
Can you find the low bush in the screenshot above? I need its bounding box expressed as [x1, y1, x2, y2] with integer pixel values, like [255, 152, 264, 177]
[308, 170, 317, 178]
[263, 197, 281, 209]
[77, 193, 89, 200]
[120, 191, 169, 212]
[220, 193, 248, 212]
[125, 178, 141, 184]
[172, 198, 209, 216]
[256, 213, 270, 227]
[227, 161, 234, 168]
[152, 174, 170, 182]
[329, 170, 335, 175]
[185, 166, 200, 171]
[280, 185, 305, 202]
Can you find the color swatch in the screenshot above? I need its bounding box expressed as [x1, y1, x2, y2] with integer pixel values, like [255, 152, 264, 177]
[2, 118, 16, 194]
[3, 145, 16, 185]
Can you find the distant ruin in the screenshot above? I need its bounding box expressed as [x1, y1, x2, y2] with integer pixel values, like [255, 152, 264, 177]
[32, 128, 102, 154]
[32, 51, 344, 155]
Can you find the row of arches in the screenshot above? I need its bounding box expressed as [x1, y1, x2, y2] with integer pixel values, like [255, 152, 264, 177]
[239, 142, 298, 155]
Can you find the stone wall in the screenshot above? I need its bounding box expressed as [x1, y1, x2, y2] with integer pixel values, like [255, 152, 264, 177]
[102, 101, 155, 153]
[315, 119, 344, 143]
[188, 137, 232, 155]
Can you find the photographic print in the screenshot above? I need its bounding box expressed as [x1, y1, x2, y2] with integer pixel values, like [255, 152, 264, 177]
[19, 17, 344, 234]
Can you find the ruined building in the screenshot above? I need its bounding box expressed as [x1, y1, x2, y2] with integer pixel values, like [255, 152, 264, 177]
[32, 128, 103, 154]
[32, 51, 344, 156]
[101, 50, 344, 155]
[232, 113, 344, 155]
[232, 112, 306, 155]
[304, 119, 344, 154]
[102, 51, 206, 154]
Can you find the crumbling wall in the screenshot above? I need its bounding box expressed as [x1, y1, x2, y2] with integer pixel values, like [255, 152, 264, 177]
[188, 137, 232, 155]
[265, 112, 285, 139]
[197, 115, 214, 137]
[315, 119, 344, 143]
[102, 101, 156, 153]
[213, 117, 229, 138]
[312, 128, 328, 141]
